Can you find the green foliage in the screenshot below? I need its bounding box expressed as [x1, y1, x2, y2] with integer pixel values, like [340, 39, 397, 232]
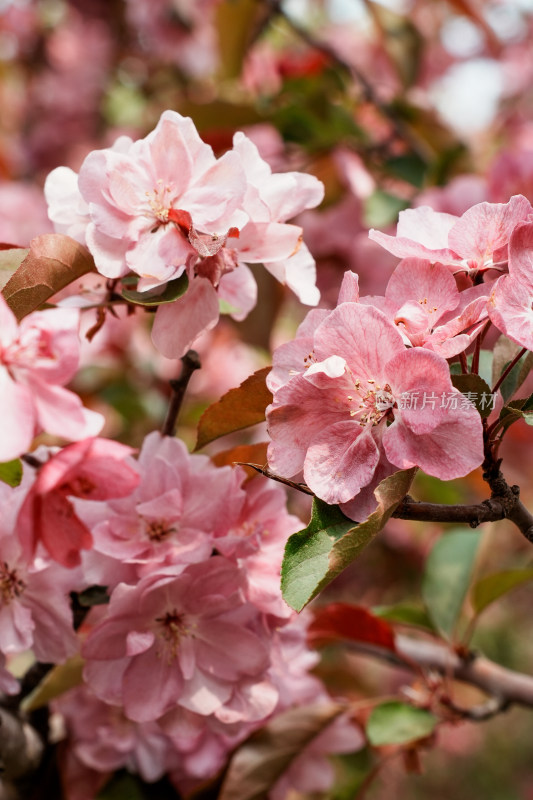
[271, 69, 365, 152]
[384, 153, 427, 187]
[97, 772, 146, 800]
[0, 458, 23, 487]
[491, 339, 533, 403]
[366, 701, 437, 746]
[121, 274, 189, 306]
[373, 602, 436, 633]
[364, 190, 409, 228]
[281, 469, 416, 611]
[498, 393, 533, 434]
[422, 529, 482, 638]
[471, 568, 533, 617]
[451, 374, 493, 418]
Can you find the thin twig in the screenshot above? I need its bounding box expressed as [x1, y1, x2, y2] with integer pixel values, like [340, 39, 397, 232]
[492, 347, 527, 394]
[161, 350, 201, 437]
[235, 463, 314, 495]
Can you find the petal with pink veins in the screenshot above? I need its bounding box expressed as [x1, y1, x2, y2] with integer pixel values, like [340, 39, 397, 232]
[383, 408, 483, 479]
[304, 422, 380, 505]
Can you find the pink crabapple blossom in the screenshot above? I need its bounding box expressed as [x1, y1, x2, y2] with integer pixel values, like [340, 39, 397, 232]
[0, 476, 79, 663]
[369, 194, 532, 277]
[359, 258, 490, 358]
[45, 110, 323, 359]
[267, 299, 484, 521]
[54, 685, 183, 800]
[17, 438, 140, 568]
[0, 294, 103, 463]
[81, 557, 277, 723]
[77, 431, 245, 578]
[488, 220, 533, 352]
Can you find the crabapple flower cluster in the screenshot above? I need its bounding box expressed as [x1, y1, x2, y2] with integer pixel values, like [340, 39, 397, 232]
[45, 110, 324, 359]
[0, 432, 362, 796]
[267, 195, 533, 522]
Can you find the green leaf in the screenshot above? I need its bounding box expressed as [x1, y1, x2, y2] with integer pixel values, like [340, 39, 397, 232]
[450, 373, 493, 418]
[471, 568, 533, 616]
[327, 749, 376, 800]
[364, 190, 409, 228]
[384, 154, 427, 187]
[493, 343, 533, 403]
[195, 367, 273, 450]
[2, 234, 96, 320]
[498, 393, 533, 433]
[218, 703, 344, 800]
[373, 603, 436, 632]
[21, 654, 84, 712]
[422, 528, 482, 638]
[121, 274, 188, 306]
[0, 459, 22, 487]
[0, 247, 28, 290]
[97, 772, 145, 800]
[281, 469, 416, 612]
[366, 701, 437, 747]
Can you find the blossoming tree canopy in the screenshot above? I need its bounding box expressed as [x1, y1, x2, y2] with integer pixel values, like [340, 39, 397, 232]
[4, 1, 533, 797]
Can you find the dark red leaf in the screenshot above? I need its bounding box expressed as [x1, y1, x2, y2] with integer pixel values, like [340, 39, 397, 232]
[308, 603, 397, 653]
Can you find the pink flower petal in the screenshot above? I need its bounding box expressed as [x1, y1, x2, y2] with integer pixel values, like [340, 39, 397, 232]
[151, 278, 220, 358]
[304, 422, 380, 504]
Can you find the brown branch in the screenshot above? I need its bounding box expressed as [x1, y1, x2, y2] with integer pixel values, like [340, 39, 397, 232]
[392, 495, 505, 527]
[347, 635, 533, 712]
[161, 350, 201, 437]
[482, 445, 533, 543]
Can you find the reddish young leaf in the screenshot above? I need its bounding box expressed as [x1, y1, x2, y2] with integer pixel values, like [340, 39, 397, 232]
[195, 367, 273, 451]
[308, 603, 397, 653]
[211, 442, 269, 480]
[2, 233, 96, 320]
